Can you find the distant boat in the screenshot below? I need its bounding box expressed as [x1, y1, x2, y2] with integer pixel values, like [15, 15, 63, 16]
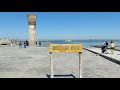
[65, 40, 71, 42]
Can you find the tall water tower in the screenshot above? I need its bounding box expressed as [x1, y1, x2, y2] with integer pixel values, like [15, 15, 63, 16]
[27, 14, 37, 47]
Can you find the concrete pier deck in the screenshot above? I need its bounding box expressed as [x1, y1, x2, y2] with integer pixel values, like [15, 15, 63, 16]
[85, 47, 120, 64]
[0, 46, 120, 78]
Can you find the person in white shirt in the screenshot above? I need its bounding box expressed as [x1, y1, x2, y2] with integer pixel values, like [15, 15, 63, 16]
[110, 41, 115, 54]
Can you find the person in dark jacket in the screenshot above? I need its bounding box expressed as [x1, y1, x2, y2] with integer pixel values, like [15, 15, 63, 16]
[26, 40, 29, 46]
[24, 41, 26, 48]
[39, 42, 41, 47]
[101, 42, 106, 54]
[19, 41, 22, 48]
[105, 41, 108, 49]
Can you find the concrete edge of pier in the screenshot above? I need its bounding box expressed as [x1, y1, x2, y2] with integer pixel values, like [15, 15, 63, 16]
[84, 48, 120, 65]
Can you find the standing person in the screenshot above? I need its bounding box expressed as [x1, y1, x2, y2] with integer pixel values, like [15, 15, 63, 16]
[105, 41, 109, 53]
[27, 40, 29, 46]
[24, 41, 26, 48]
[39, 42, 41, 47]
[110, 41, 115, 54]
[19, 41, 22, 48]
[26, 40, 28, 46]
[36, 41, 38, 47]
[105, 41, 108, 49]
[101, 41, 106, 54]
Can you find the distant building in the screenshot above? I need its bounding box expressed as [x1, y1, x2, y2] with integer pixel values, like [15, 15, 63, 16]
[0, 38, 11, 46]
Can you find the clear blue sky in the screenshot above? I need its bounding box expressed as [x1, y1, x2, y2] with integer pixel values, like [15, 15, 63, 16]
[0, 12, 120, 40]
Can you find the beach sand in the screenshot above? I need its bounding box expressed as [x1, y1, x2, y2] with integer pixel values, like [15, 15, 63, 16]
[0, 46, 120, 78]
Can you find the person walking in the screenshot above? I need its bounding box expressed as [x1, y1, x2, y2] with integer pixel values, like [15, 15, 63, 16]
[110, 41, 115, 54]
[19, 41, 22, 48]
[101, 41, 106, 54]
[39, 42, 41, 47]
[26, 40, 29, 46]
[105, 41, 109, 53]
[24, 41, 26, 48]
[105, 41, 108, 49]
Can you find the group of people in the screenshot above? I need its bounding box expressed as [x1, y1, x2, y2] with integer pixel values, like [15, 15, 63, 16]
[19, 41, 41, 48]
[36, 41, 41, 47]
[19, 40, 29, 48]
[101, 41, 115, 54]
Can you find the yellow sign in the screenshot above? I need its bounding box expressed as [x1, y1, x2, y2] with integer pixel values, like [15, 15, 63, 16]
[49, 44, 83, 52]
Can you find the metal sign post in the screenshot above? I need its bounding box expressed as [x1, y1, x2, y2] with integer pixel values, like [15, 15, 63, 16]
[50, 52, 54, 78]
[79, 52, 82, 78]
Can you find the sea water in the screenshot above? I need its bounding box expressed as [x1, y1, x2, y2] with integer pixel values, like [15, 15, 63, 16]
[40, 40, 120, 48]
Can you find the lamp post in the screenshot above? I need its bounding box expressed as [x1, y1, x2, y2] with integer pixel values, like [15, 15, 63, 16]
[90, 35, 91, 48]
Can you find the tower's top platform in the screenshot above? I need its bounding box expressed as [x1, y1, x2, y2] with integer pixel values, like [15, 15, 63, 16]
[27, 14, 37, 25]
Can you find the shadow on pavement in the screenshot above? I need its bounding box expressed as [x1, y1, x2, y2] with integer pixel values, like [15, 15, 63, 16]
[46, 74, 76, 78]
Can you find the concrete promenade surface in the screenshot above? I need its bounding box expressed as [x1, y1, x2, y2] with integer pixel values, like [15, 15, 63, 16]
[115, 47, 120, 51]
[0, 46, 120, 78]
